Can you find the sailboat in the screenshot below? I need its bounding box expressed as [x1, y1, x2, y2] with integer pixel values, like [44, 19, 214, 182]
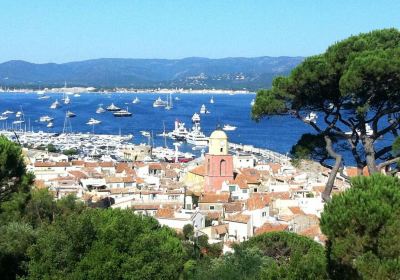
[132, 96, 140, 104]
[210, 96, 214, 104]
[165, 93, 173, 110]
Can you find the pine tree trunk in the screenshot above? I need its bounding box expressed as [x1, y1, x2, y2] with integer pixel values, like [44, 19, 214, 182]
[322, 135, 342, 202]
[363, 137, 378, 174]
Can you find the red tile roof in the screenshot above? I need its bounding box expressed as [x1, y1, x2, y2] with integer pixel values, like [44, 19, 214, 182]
[189, 165, 205, 176]
[199, 193, 230, 203]
[225, 213, 250, 224]
[255, 222, 288, 235]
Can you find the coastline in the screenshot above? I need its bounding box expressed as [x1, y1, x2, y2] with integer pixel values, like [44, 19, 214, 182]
[0, 88, 256, 95]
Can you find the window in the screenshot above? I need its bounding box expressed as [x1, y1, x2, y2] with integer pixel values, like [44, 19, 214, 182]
[253, 188, 258, 193]
[220, 159, 226, 176]
[262, 212, 267, 217]
[209, 205, 215, 210]
[242, 189, 247, 193]
[220, 148, 223, 152]
[229, 185, 236, 192]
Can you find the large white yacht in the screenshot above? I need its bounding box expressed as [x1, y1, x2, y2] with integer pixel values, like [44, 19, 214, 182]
[186, 123, 208, 146]
[192, 112, 200, 123]
[169, 120, 188, 141]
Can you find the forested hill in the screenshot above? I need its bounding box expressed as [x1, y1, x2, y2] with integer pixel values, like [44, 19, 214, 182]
[0, 56, 303, 90]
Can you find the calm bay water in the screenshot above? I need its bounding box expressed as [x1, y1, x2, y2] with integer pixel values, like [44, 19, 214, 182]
[0, 92, 314, 156]
[4, 91, 393, 165]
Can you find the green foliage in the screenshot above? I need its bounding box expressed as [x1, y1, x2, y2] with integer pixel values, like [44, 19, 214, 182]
[392, 137, 400, 156]
[0, 222, 37, 280]
[191, 232, 327, 280]
[183, 224, 194, 240]
[252, 28, 400, 172]
[321, 174, 400, 279]
[0, 136, 33, 204]
[290, 133, 329, 162]
[23, 189, 57, 228]
[63, 148, 78, 156]
[27, 208, 186, 280]
[46, 144, 58, 153]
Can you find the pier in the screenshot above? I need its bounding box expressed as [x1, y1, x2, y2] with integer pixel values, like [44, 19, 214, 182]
[228, 142, 291, 164]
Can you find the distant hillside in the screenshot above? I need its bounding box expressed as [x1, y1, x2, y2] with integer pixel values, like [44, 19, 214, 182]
[0, 56, 303, 90]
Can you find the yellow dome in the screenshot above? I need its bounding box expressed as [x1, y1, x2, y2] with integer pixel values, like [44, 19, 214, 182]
[209, 129, 228, 140]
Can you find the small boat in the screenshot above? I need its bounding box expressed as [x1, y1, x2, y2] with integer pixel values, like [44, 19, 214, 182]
[50, 100, 60, 109]
[66, 111, 76, 118]
[153, 97, 168, 108]
[86, 118, 101, 125]
[16, 111, 22, 118]
[113, 108, 132, 117]
[132, 97, 140, 104]
[2, 110, 14, 115]
[303, 112, 318, 124]
[200, 104, 210, 114]
[141, 131, 150, 137]
[39, 115, 54, 122]
[96, 105, 106, 114]
[345, 124, 374, 137]
[36, 90, 46, 95]
[175, 96, 180, 101]
[223, 124, 237, 131]
[250, 99, 255, 106]
[47, 122, 54, 128]
[0, 116, 8, 121]
[106, 103, 121, 111]
[74, 93, 81, 97]
[64, 96, 71, 105]
[38, 95, 50, 100]
[210, 96, 214, 104]
[12, 120, 24, 125]
[192, 113, 201, 123]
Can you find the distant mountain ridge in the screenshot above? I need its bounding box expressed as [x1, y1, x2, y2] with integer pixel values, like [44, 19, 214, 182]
[0, 56, 304, 90]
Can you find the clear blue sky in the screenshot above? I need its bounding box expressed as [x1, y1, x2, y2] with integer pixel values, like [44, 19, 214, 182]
[1, 0, 399, 63]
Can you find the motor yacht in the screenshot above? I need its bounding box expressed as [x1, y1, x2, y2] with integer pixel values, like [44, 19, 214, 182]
[223, 124, 237, 131]
[106, 103, 121, 111]
[153, 97, 168, 107]
[132, 97, 140, 104]
[303, 112, 318, 124]
[38, 95, 50, 100]
[50, 100, 60, 109]
[47, 122, 54, 128]
[186, 124, 209, 146]
[210, 96, 214, 104]
[64, 95, 71, 105]
[192, 113, 200, 123]
[96, 105, 106, 114]
[86, 118, 101, 125]
[170, 120, 188, 141]
[200, 104, 210, 114]
[40, 115, 54, 122]
[66, 111, 76, 118]
[113, 108, 132, 117]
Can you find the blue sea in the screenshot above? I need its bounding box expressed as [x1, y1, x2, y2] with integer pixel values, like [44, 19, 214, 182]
[0, 92, 393, 164]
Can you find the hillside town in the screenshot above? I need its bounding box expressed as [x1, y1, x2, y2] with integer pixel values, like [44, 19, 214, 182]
[22, 127, 361, 252]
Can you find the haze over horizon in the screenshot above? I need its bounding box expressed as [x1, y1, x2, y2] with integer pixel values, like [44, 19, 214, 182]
[1, 0, 399, 63]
